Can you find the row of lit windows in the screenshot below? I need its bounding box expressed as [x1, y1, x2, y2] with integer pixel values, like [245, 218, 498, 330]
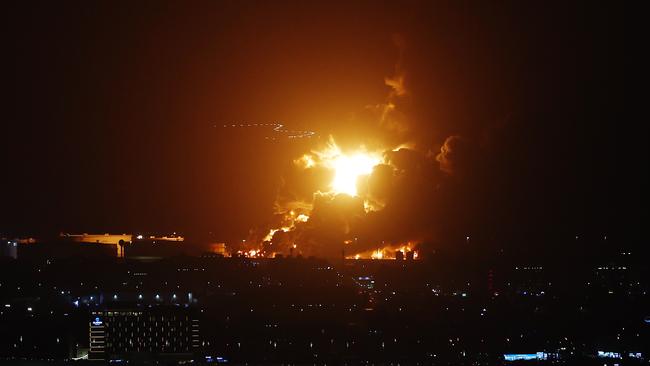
[92, 311, 143, 316]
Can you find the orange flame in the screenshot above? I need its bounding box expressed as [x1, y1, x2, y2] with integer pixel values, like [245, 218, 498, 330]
[346, 241, 419, 260]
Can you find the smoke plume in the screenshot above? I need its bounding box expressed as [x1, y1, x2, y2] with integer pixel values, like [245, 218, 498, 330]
[245, 37, 485, 259]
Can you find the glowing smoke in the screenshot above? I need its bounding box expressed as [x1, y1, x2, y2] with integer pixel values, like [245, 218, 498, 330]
[243, 37, 479, 259]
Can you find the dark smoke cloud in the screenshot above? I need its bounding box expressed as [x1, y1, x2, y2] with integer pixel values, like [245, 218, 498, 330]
[354, 148, 443, 247]
[273, 162, 333, 212]
[261, 143, 466, 258]
[436, 135, 478, 177]
[298, 193, 366, 257]
[330, 35, 411, 152]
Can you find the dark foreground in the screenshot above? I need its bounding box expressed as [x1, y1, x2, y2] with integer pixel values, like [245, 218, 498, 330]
[0, 248, 647, 365]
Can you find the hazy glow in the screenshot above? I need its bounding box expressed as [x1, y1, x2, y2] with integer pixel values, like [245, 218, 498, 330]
[296, 214, 309, 222]
[297, 155, 316, 168]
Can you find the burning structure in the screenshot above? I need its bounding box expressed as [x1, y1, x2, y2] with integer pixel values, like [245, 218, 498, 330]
[238, 46, 456, 260]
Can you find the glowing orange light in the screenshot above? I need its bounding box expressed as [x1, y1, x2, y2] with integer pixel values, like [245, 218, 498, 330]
[346, 241, 420, 261]
[263, 226, 291, 242]
[297, 139, 382, 197]
[296, 214, 309, 222]
[295, 155, 316, 168]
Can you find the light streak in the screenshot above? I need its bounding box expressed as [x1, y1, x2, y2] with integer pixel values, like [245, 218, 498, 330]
[220, 122, 316, 141]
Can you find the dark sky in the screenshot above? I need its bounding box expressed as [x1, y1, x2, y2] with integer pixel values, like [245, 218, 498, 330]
[3, 1, 641, 247]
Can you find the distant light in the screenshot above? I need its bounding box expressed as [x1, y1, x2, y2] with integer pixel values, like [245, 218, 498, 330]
[136, 235, 143, 240]
[73, 300, 79, 307]
[138, 294, 143, 299]
[27, 307, 33, 312]
[172, 294, 177, 299]
[504, 353, 547, 361]
[4, 304, 10, 308]
[597, 351, 622, 359]
[113, 294, 118, 300]
[155, 294, 160, 299]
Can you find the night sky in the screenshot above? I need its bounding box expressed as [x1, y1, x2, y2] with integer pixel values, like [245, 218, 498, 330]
[3, 2, 641, 250]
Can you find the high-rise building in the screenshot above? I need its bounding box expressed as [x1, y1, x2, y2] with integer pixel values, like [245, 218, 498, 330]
[1, 240, 18, 259]
[89, 307, 199, 361]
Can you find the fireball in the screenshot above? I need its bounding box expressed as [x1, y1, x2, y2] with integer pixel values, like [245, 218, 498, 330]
[330, 153, 381, 196]
[297, 138, 382, 197]
[259, 138, 385, 256]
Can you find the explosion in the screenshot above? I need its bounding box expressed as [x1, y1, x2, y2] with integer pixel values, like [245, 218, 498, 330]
[297, 139, 383, 197]
[330, 154, 380, 196]
[235, 40, 444, 260]
[241, 138, 424, 261]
